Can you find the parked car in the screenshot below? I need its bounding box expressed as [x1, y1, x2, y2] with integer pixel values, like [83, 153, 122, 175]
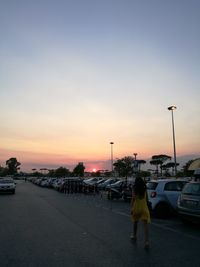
[121, 181, 135, 202]
[83, 177, 99, 185]
[52, 178, 63, 190]
[106, 180, 125, 191]
[0, 178, 16, 194]
[48, 178, 58, 188]
[59, 178, 83, 193]
[147, 179, 188, 218]
[107, 188, 122, 200]
[82, 178, 102, 193]
[177, 180, 200, 223]
[96, 178, 107, 186]
[97, 178, 119, 190]
[107, 180, 126, 200]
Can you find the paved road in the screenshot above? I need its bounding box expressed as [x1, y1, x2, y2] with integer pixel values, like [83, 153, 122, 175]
[0, 181, 199, 267]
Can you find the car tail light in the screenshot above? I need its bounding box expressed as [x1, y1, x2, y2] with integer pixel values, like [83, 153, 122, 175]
[151, 191, 157, 198]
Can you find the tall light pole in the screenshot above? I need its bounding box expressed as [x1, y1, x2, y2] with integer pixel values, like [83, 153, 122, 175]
[168, 106, 177, 176]
[110, 142, 114, 174]
[133, 153, 137, 161]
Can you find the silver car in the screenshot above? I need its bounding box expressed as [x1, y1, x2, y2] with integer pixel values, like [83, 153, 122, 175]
[147, 179, 188, 218]
[177, 181, 200, 223]
[0, 178, 16, 194]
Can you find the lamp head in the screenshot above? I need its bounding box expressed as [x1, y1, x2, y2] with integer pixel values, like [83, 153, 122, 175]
[168, 106, 177, 111]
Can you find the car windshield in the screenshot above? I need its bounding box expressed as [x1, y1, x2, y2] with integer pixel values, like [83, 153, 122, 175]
[96, 179, 106, 184]
[102, 179, 112, 184]
[112, 181, 121, 185]
[182, 183, 200, 196]
[146, 182, 158, 190]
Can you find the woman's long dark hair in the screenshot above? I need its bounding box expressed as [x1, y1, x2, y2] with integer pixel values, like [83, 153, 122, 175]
[133, 177, 146, 198]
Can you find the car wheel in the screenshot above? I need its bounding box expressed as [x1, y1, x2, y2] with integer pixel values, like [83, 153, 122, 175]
[155, 203, 170, 218]
[12, 190, 15, 194]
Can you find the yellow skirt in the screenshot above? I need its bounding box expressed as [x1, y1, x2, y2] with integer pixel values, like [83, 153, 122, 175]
[131, 196, 151, 223]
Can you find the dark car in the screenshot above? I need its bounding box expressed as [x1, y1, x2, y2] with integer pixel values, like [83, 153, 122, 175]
[82, 178, 104, 193]
[177, 180, 200, 223]
[107, 180, 126, 200]
[60, 178, 83, 193]
[121, 181, 134, 202]
[98, 178, 119, 191]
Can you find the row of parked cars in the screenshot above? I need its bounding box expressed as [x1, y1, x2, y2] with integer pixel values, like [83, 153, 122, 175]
[29, 171, 200, 224]
[31, 176, 119, 193]
[30, 176, 133, 196]
[83, 177, 120, 191]
[84, 175, 200, 223]
[1, 172, 199, 224]
[30, 177, 83, 193]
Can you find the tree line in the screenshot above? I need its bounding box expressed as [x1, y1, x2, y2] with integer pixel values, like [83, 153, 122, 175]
[0, 155, 197, 178]
[0, 158, 86, 178]
[0, 157, 21, 177]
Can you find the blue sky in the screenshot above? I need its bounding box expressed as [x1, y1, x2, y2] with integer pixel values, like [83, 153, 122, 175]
[0, 0, 200, 172]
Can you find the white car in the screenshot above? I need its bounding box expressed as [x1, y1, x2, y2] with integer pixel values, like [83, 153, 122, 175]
[0, 178, 16, 194]
[146, 179, 188, 218]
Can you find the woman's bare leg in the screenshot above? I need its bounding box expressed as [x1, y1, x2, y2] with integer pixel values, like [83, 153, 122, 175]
[131, 221, 138, 240]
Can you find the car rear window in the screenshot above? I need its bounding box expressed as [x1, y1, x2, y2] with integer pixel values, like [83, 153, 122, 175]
[146, 182, 158, 190]
[182, 183, 200, 196]
[164, 181, 187, 191]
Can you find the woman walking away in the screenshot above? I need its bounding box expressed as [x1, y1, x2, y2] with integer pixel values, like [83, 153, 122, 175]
[130, 176, 150, 249]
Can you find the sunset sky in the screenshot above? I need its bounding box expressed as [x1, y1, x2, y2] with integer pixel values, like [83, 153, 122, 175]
[0, 0, 200, 172]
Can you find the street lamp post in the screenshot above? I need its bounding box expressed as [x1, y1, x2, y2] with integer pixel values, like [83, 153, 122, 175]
[110, 142, 114, 174]
[133, 153, 137, 161]
[168, 106, 177, 176]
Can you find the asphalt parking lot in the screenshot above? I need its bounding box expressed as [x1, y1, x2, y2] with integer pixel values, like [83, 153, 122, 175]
[0, 181, 199, 267]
